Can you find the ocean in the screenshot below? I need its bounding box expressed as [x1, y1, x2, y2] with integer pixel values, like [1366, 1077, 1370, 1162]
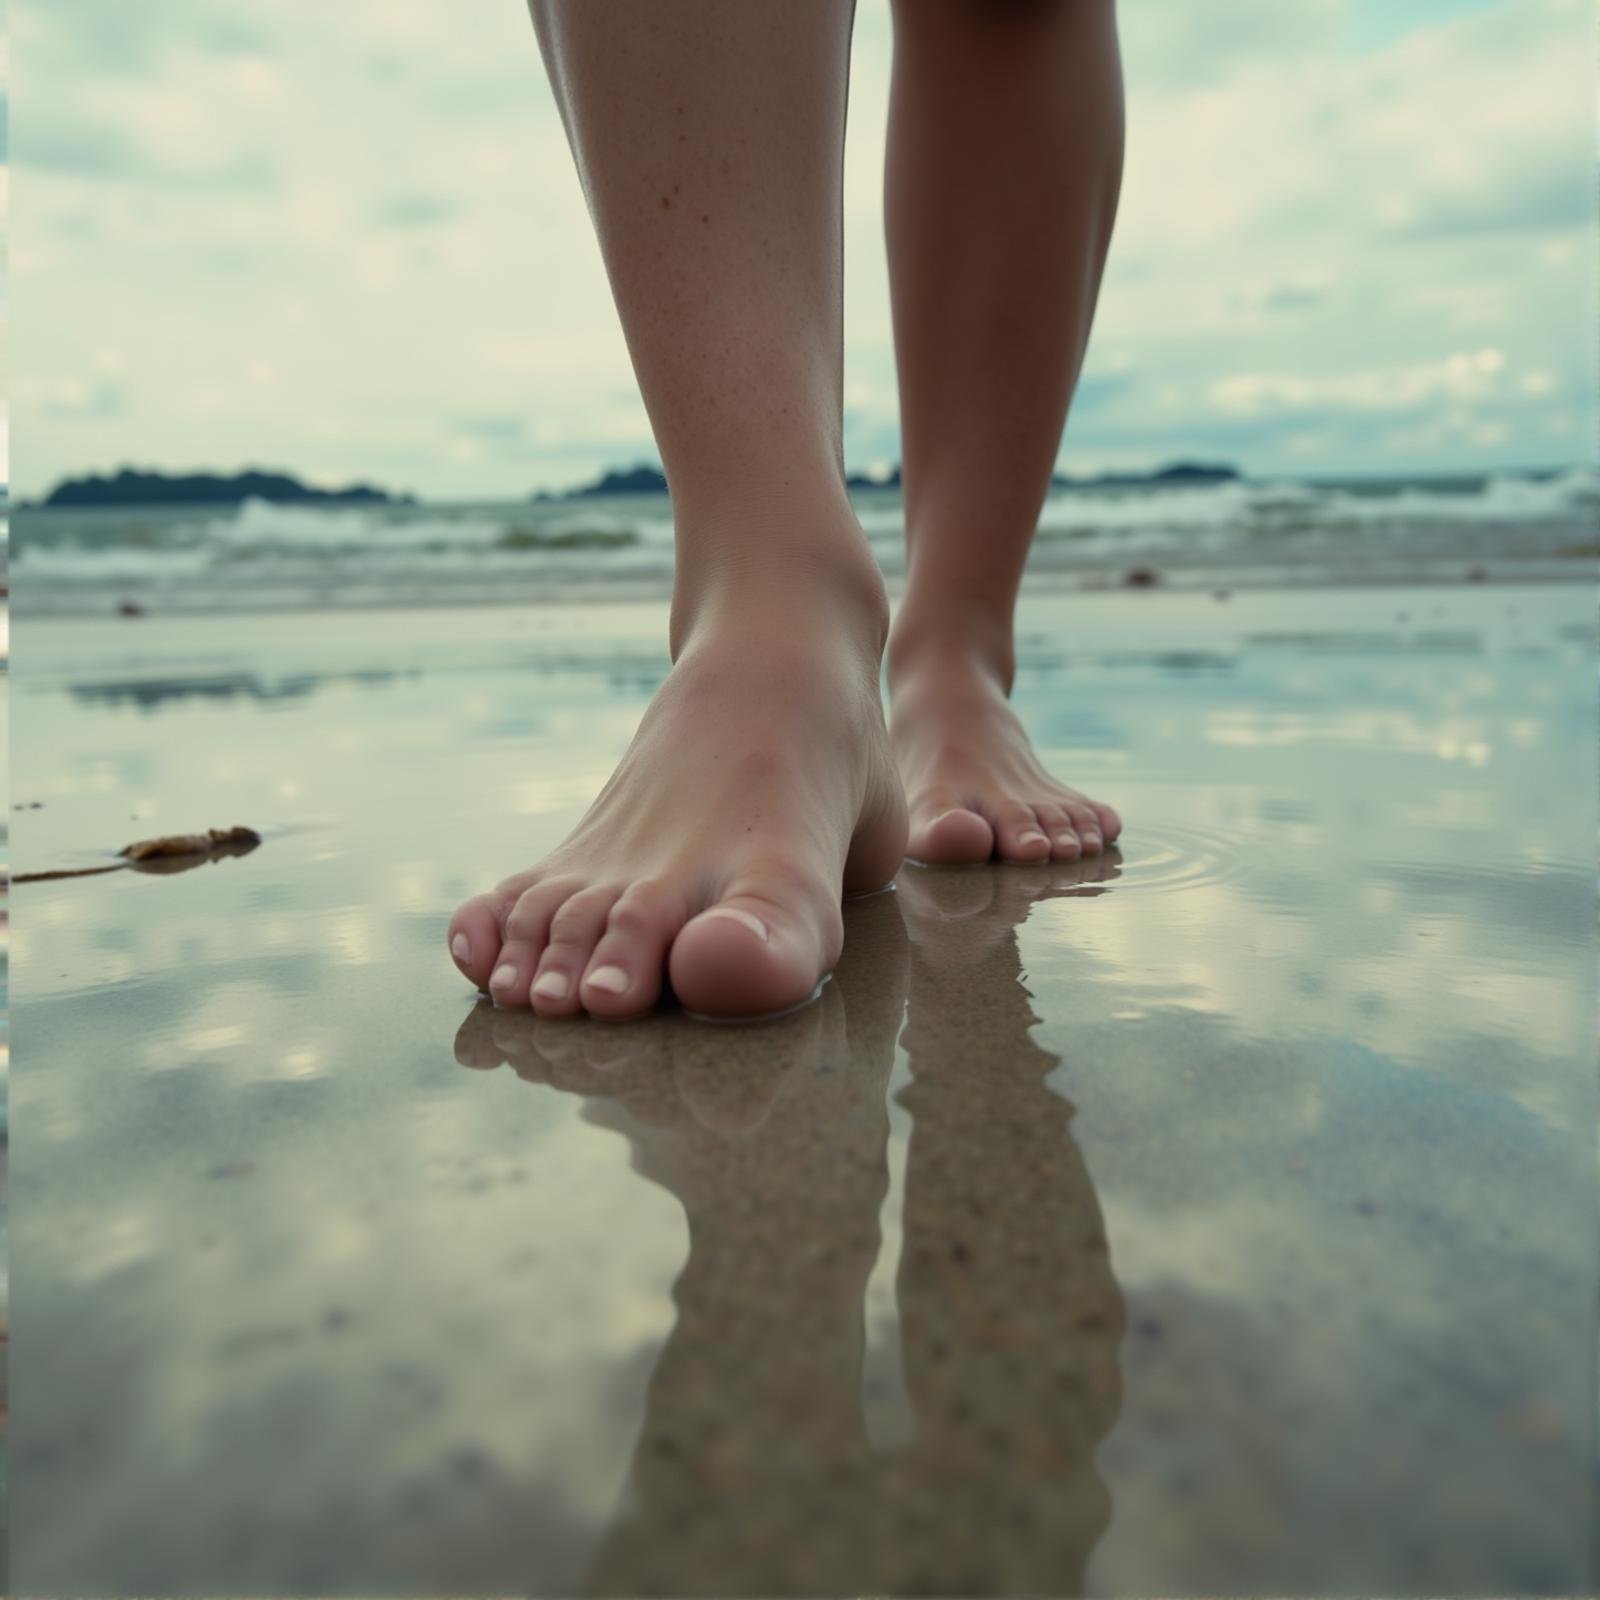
[9, 466, 1597, 614]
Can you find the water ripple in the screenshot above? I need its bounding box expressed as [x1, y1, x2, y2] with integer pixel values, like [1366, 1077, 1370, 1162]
[1109, 822, 1264, 895]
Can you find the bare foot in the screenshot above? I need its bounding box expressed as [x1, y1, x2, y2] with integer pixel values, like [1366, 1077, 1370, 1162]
[887, 630, 1122, 866]
[448, 553, 907, 1020]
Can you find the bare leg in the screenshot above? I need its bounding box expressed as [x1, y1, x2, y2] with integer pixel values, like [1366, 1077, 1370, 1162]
[884, 0, 1126, 865]
[448, 0, 906, 1019]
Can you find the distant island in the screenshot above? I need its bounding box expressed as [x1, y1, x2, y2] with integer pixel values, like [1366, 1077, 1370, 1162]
[1053, 460, 1241, 489]
[844, 461, 1241, 492]
[38, 468, 414, 509]
[532, 465, 669, 500]
[32, 457, 1242, 510]
[535, 459, 1240, 501]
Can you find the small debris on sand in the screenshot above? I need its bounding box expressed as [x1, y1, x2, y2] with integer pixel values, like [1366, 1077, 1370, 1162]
[1465, 565, 1488, 582]
[14, 825, 263, 884]
[120, 825, 261, 861]
[1212, 588, 1232, 602]
[117, 600, 146, 617]
[12, 864, 125, 883]
[1122, 565, 1162, 588]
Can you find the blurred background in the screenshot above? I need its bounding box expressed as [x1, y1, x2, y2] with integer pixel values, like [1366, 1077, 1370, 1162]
[7, 0, 1596, 610]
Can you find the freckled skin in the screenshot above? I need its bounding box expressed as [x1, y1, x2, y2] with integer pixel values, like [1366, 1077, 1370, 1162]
[450, 0, 1124, 1015]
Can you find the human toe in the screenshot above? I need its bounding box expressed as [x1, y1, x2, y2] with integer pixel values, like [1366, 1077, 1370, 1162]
[1092, 801, 1123, 844]
[576, 879, 687, 1020]
[990, 802, 1053, 864]
[447, 894, 508, 991]
[906, 798, 995, 866]
[669, 875, 841, 1020]
[531, 884, 624, 1015]
[1033, 803, 1083, 861]
[1065, 802, 1103, 854]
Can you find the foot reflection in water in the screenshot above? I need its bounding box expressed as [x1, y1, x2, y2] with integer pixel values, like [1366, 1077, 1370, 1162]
[454, 854, 1125, 1597]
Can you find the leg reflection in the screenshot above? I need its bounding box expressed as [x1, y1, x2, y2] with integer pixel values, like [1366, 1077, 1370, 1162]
[882, 860, 1125, 1595]
[459, 889, 910, 1596]
[590, 906, 908, 1596]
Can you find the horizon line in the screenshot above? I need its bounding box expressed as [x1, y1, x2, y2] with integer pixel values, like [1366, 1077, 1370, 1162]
[15, 455, 1594, 508]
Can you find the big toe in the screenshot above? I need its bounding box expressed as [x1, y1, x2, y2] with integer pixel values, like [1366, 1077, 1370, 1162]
[906, 803, 995, 866]
[668, 876, 842, 1020]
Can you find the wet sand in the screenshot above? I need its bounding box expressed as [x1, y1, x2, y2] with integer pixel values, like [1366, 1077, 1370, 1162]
[10, 584, 1597, 1595]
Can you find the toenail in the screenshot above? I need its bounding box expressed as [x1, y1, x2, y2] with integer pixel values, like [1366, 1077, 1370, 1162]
[532, 971, 570, 1000]
[1083, 833, 1102, 850]
[451, 933, 471, 964]
[1019, 830, 1048, 846]
[490, 963, 517, 990]
[584, 965, 630, 994]
[701, 907, 769, 942]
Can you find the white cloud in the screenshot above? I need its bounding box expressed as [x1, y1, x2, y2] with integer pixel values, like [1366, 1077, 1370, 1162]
[1210, 348, 1508, 415]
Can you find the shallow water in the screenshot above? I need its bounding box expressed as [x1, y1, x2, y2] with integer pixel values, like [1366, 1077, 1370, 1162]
[11, 584, 1597, 1595]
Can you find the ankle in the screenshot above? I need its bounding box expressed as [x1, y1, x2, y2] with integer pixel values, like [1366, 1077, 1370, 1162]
[669, 507, 890, 666]
[887, 603, 1016, 695]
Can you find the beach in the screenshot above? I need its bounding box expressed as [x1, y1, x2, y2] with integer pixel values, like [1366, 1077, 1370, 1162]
[9, 580, 1596, 1594]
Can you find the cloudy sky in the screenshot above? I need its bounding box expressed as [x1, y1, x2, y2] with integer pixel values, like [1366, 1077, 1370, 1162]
[11, 0, 1593, 500]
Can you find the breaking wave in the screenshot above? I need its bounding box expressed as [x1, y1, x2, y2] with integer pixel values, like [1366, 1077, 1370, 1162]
[13, 467, 1595, 611]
